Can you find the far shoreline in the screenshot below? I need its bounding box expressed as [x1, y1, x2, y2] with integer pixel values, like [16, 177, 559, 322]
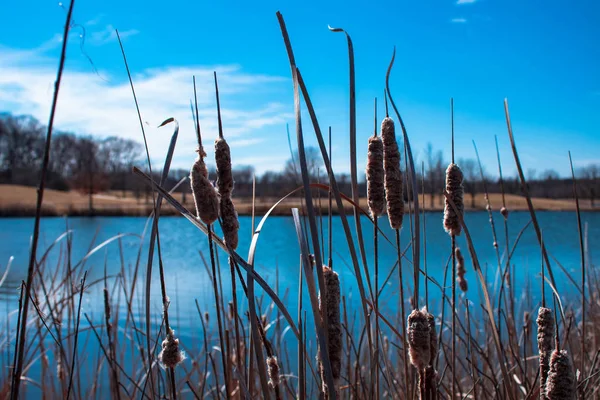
[1, 184, 596, 218]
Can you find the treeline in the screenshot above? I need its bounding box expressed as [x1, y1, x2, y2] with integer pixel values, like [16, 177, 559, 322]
[1, 112, 599, 207]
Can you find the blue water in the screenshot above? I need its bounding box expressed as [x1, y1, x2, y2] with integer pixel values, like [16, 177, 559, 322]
[0, 212, 595, 324]
[0, 212, 596, 397]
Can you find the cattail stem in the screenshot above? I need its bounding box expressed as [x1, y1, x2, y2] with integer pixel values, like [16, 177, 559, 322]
[396, 230, 410, 395]
[374, 218, 380, 399]
[451, 234, 457, 399]
[207, 225, 231, 397]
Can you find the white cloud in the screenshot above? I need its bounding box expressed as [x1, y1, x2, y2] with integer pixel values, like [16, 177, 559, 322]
[88, 25, 140, 45]
[0, 42, 293, 173]
[456, 0, 477, 4]
[451, 18, 468, 23]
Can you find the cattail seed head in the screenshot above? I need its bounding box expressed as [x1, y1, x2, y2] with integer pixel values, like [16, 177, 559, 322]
[190, 149, 219, 225]
[267, 356, 280, 388]
[158, 328, 185, 369]
[318, 266, 342, 398]
[443, 163, 464, 236]
[545, 350, 576, 400]
[366, 134, 385, 217]
[500, 206, 509, 219]
[455, 247, 468, 292]
[215, 137, 240, 249]
[538, 307, 556, 393]
[220, 197, 239, 250]
[204, 311, 209, 324]
[215, 138, 234, 196]
[407, 308, 431, 371]
[381, 117, 404, 230]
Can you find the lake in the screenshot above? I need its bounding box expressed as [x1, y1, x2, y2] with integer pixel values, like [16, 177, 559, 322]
[0, 211, 595, 397]
[0, 211, 595, 326]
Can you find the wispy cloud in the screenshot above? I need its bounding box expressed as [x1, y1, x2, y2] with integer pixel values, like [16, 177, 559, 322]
[0, 42, 292, 172]
[451, 18, 468, 23]
[89, 25, 140, 45]
[456, 0, 477, 4]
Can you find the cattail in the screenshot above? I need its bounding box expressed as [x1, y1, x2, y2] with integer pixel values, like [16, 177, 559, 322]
[500, 206, 509, 219]
[158, 328, 185, 369]
[220, 197, 239, 250]
[215, 138, 234, 195]
[204, 311, 210, 324]
[366, 134, 385, 217]
[443, 163, 464, 236]
[266, 356, 280, 388]
[407, 308, 431, 371]
[455, 247, 468, 292]
[545, 350, 576, 400]
[538, 307, 556, 396]
[215, 138, 239, 250]
[381, 117, 404, 229]
[318, 266, 342, 398]
[424, 311, 438, 399]
[190, 147, 219, 225]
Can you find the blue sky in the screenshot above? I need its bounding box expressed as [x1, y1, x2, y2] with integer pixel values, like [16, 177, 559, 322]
[1, 0, 599, 177]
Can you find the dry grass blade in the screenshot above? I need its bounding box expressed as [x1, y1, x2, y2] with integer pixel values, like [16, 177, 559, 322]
[11, 2, 75, 398]
[503, 99, 557, 289]
[275, 15, 374, 383]
[568, 151, 586, 391]
[66, 271, 87, 400]
[385, 47, 421, 306]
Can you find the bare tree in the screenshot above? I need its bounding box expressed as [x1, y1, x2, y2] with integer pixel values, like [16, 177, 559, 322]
[459, 158, 478, 208]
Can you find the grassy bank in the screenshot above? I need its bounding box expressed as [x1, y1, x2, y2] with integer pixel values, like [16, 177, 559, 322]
[0, 184, 595, 217]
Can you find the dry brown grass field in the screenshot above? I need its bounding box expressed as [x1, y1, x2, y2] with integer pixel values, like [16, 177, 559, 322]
[0, 184, 594, 217]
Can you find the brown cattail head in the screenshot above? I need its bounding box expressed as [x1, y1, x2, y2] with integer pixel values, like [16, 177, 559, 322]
[538, 307, 556, 392]
[455, 247, 468, 292]
[215, 138, 234, 196]
[318, 266, 342, 398]
[545, 350, 576, 400]
[443, 163, 464, 236]
[190, 148, 219, 225]
[381, 117, 404, 230]
[267, 356, 280, 388]
[215, 137, 239, 249]
[500, 206, 509, 219]
[158, 328, 185, 369]
[537, 307, 556, 354]
[407, 308, 431, 371]
[366, 134, 386, 217]
[220, 196, 239, 250]
[204, 311, 209, 324]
